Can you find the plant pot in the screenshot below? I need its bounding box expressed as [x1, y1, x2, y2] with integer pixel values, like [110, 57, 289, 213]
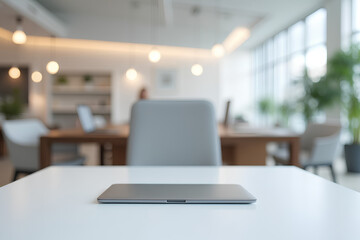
[344, 144, 360, 173]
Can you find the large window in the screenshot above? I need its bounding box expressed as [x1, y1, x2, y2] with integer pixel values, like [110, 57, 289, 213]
[352, 0, 360, 43]
[253, 9, 327, 125]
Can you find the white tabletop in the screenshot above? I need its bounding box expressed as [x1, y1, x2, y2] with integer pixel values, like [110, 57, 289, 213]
[0, 166, 359, 240]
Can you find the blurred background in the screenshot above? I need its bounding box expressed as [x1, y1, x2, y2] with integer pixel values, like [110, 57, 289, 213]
[0, 0, 360, 190]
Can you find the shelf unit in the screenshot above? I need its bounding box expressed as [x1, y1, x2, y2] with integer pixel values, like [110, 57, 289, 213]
[50, 72, 112, 128]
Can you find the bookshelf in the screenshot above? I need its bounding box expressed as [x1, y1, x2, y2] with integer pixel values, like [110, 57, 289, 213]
[50, 72, 112, 128]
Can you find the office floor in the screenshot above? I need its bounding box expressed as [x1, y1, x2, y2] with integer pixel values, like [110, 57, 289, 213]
[0, 144, 360, 192]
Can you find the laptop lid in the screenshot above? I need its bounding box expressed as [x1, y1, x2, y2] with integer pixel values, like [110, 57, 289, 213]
[77, 105, 96, 133]
[97, 184, 256, 204]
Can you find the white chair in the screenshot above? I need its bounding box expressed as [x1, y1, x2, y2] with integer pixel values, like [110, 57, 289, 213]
[273, 123, 342, 182]
[2, 119, 85, 181]
[127, 100, 221, 166]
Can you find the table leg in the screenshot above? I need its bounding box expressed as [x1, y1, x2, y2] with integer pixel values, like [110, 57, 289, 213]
[0, 139, 4, 157]
[40, 137, 52, 169]
[112, 142, 126, 165]
[289, 138, 300, 167]
[0, 130, 5, 157]
[99, 144, 105, 165]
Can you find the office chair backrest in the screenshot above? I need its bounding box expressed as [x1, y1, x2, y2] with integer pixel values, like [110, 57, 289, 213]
[2, 119, 48, 170]
[127, 100, 221, 166]
[300, 123, 341, 152]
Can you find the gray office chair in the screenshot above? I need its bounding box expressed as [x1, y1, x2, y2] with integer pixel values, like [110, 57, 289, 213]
[273, 123, 341, 182]
[2, 119, 85, 181]
[127, 100, 221, 166]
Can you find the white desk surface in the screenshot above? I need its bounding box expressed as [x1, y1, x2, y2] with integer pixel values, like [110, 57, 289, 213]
[1, 166, 360, 240]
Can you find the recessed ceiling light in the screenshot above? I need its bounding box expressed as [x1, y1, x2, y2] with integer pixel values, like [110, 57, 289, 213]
[223, 27, 250, 53]
[211, 44, 225, 58]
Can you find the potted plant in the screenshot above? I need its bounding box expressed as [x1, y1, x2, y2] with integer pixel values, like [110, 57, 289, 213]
[277, 101, 296, 127]
[257, 97, 276, 126]
[296, 70, 341, 123]
[83, 74, 93, 89]
[323, 45, 360, 172]
[0, 89, 23, 119]
[258, 98, 276, 115]
[56, 75, 68, 85]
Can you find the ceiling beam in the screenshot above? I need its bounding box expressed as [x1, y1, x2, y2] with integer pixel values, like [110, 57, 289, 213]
[2, 0, 67, 37]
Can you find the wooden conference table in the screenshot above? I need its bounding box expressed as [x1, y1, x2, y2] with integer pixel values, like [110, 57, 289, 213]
[39, 124, 300, 168]
[1, 166, 359, 240]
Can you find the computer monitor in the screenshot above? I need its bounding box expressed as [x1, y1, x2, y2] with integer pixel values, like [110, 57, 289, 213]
[223, 100, 231, 127]
[76, 105, 96, 133]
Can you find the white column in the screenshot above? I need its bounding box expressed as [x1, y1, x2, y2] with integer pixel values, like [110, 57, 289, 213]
[325, 0, 342, 121]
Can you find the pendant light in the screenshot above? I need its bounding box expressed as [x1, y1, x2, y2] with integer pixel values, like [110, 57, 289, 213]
[46, 61, 59, 74]
[148, 48, 161, 63]
[211, 1, 225, 58]
[191, 6, 203, 77]
[31, 71, 43, 83]
[191, 64, 203, 76]
[125, 4, 138, 81]
[12, 16, 27, 45]
[8, 67, 21, 79]
[148, 1, 161, 63]
[46, 36, 59, 75]
[31, 37, 43, 83]
[126, 68, 138, 81]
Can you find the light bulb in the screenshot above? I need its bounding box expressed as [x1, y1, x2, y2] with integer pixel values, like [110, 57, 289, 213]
[191, 64, 203, 76]
[31, 71, 43, 83]
[8, 67, 21, 79]
[148, 49, 161, 63]
[12, 29, 27, 44]
[126, 68, 138, 81]
[211, 44, 225, 58]
[46, 61, 59, 74]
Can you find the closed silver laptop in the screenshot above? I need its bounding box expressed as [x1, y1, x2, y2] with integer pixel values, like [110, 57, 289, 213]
[97, 184, 256, 204]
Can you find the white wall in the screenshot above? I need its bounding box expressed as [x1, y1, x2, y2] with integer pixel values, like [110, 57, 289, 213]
[0, 35, 221, 124]
[219, 51, 253, 124]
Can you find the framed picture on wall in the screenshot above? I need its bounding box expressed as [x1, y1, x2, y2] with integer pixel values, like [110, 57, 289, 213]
[155, 69, 178, 94]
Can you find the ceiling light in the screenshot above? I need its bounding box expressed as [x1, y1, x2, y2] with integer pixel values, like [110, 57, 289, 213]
[148, 49, 161, 63]
[31, 71, 43, 83]
[223, 27, 250, 53]
[191, 64, 203, 76]
[211, 44, 225, 58]
[126, 68, 138, 81]
[8, 67, 21, 79]
[46, 61, 59, 74]
[12, 17, 27, 45]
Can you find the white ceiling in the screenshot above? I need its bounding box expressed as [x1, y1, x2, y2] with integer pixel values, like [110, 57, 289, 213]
[0, 0, 328, 50]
